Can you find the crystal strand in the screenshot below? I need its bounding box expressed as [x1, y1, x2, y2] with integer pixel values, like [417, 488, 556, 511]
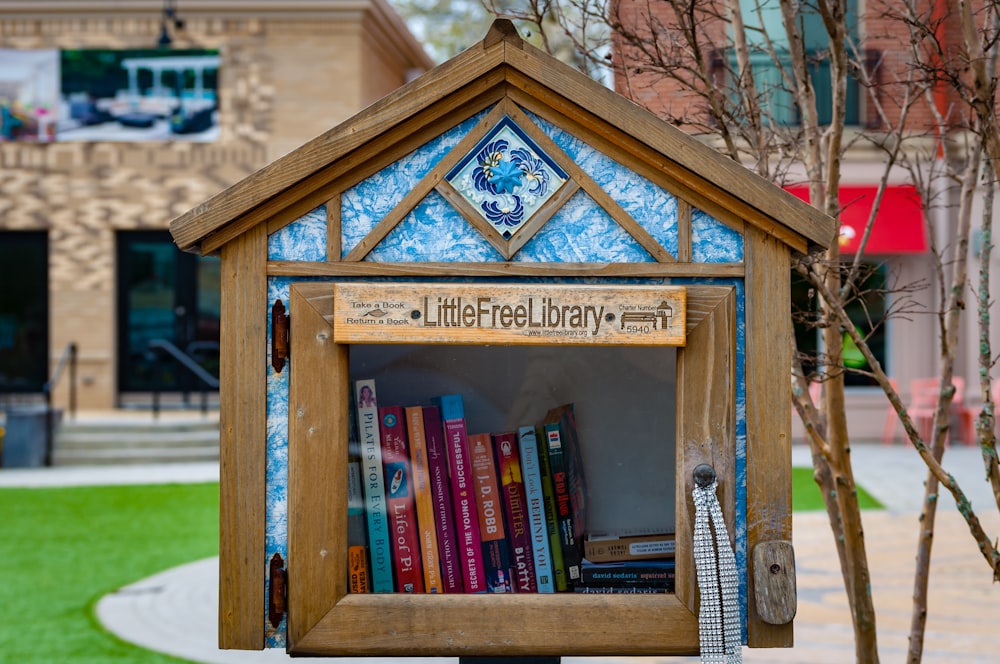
[708, 483, 741, 663]
[693, 479, 742, 664]
[693, 482, 722, 663]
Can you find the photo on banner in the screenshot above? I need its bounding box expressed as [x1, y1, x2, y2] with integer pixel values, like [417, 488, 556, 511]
[0, 47, 220, 143]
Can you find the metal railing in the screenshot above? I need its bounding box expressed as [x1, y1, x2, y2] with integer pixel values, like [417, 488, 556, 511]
[146, 339, 220, 418]
[41, 342, 78, 466]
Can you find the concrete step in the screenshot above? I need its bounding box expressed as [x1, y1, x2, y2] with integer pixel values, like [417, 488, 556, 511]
[52, 446, 220, 466]
[51, 412, 220, 466]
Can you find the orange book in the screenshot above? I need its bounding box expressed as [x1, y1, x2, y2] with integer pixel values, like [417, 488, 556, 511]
[406, 405, 444, 593]
[348, 545, 369, 593]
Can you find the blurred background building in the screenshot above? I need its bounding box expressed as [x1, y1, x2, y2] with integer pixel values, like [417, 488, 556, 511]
[0, 0, 432, 415]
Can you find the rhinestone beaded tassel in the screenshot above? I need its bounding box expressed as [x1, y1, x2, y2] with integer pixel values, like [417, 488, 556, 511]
[693, 479, 741, 663]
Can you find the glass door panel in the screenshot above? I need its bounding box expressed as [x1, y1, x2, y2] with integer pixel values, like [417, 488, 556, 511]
[117, 231, 220, 393]
[0, 232, 48, 392]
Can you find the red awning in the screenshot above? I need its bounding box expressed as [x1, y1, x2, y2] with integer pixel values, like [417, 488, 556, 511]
[785, 184, 928, 254]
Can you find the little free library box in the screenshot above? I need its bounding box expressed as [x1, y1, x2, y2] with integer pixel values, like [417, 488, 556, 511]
[170, 19, 834, 659]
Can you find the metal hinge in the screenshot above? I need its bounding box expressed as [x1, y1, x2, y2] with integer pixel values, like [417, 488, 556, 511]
[271, 299, 289, 374]
[268, 552, 287, 628]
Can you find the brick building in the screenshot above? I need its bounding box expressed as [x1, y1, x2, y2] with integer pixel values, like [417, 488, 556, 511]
[611, 0, 994, 441]
[0, 0, 432, 411]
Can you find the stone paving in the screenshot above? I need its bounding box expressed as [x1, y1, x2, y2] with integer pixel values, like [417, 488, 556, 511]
[5, 442, 1000, 663]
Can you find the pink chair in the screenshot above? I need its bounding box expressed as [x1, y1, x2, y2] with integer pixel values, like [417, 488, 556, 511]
[880, 378, 901, 445]
[907, 377, 976, 446]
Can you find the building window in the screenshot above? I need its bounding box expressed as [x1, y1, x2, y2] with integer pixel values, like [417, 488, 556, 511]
[0, 232, 48, 392]
[733, 0, 862, 126]
[792, 263, 887, 387]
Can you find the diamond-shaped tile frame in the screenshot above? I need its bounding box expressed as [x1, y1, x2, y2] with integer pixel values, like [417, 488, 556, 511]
[446, 115, 568, 240]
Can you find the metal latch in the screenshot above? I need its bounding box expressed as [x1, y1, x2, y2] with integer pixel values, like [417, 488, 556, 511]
[268, 552, 287, 628]
[271, 299, 289, 374]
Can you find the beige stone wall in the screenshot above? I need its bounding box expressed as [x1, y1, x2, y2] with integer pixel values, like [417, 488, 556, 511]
[0, 1, 431, 409]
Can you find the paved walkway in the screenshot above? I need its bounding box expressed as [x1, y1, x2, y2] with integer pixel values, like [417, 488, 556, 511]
[4, 443, 999, 663]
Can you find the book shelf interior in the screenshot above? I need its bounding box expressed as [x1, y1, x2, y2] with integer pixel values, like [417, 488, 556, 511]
[348, 342, 678, 555]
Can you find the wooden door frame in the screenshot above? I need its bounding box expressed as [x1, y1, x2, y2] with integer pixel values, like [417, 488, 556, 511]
[285, 281, 736, 657]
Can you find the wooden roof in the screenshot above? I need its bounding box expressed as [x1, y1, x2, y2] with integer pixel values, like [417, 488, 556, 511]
[170, 19, 835, 256]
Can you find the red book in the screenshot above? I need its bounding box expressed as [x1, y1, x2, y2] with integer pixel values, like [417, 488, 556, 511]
[422, 405, 463, 592]
[434, 394, 487, 593]
[470, 433, 513, 593]
[493, 431, 536, 592]
[379, 405, 424, 593]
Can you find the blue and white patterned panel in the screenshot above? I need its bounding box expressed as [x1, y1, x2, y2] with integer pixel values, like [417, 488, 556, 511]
[341, 112, 487, 258]
[268, 205, 327, 262]
[692, 207, 744, 262]
[445, 115, 567, 240]
[365, 191, 504, 263]
[264, 276, 291, 647]
[526, 110, 681, 258]
[515, 189, 654, 263]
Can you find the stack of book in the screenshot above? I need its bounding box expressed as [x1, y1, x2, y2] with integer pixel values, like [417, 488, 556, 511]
[349, 378, 665, 594]
[578, 532, 677, 593]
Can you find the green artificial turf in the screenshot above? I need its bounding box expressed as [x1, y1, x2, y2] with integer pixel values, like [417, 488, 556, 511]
[792, 465, 884, 511]
[0, 482, 218, 664]
[0, 469, 875, 663]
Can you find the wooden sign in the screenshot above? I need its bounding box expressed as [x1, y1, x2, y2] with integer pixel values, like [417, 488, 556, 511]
[331, 283, 686, 346]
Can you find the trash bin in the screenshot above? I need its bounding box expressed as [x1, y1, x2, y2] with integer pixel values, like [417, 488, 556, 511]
[0, 406, 60, 468]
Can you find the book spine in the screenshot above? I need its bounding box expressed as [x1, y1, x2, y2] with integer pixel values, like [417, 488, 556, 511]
[346, 459, 369, 591]
[536, 426, 566, 591]
[573, 586, 668, 594]
[559, 405, 588, 574]
[423, 405, 463, 592]
[406, 406, 443, 593]
[435, 394, 487, 593]
[470, 433, 513, 593]
[580, 564, 676, 588]
[584, 535, 676, 563]
[348, 545, 370, 593]
[494, 430, 537, 593]
[354, 379, 393, 593]
[379, 405, 424, 593]
[515, 426, 552, 593]
[543, 420, 582, 586]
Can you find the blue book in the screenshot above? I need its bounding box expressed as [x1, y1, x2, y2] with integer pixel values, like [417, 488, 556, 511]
[517, 425, 555, 593]
[354, 379, 394, 592]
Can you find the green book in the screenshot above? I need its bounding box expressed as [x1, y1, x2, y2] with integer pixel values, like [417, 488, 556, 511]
[536, 425, 567, 591]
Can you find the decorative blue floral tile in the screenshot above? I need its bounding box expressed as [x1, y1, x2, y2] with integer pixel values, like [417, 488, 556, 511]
[446, 116, 567, 240]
